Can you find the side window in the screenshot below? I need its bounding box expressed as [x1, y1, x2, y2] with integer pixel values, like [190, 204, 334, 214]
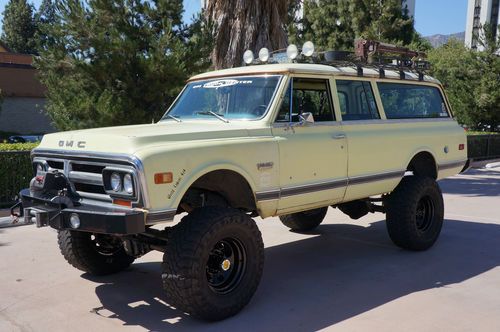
[377, 83, 450, 119]
[276, 81, 291, 122]
[276, 78, 335, 122]
[335, 80, 380, 121]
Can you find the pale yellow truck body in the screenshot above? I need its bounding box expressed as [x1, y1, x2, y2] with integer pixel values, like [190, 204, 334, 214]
[34, 63, 467, 223]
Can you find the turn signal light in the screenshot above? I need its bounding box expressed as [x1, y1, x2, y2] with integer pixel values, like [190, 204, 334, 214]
[459, 144, 465, 150]
[155, 172, 173, 184]
[113, 199, 132, 207]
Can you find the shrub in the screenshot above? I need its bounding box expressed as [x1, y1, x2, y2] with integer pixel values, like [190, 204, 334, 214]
[0, 143, 38, 207]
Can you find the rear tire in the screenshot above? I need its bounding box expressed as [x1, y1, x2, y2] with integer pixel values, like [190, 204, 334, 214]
[385, 176, 444, 251]
[279, 207, 328, 232]
[57, 230, 135, 275]
[162, 207, 264, 321]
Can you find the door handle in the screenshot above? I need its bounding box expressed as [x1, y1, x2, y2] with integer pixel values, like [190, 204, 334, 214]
[332, 134, 346, 140]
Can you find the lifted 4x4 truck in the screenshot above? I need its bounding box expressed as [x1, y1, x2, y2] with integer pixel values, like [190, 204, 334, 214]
[16, 41, 468, 321]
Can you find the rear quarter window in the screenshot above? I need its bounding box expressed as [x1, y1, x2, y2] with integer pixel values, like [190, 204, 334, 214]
[377, 83, 449, 119]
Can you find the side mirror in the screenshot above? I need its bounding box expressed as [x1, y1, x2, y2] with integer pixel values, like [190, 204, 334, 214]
[299, 112, 315, 125]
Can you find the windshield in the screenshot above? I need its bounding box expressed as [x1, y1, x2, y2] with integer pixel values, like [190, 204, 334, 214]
[161, 75, 282, 121]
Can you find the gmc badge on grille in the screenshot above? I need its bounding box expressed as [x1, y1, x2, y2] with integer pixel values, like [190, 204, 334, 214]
[59, 140, 86, 148]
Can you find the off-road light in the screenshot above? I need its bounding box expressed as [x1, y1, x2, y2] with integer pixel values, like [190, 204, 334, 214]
[287, 44, 298, 60]
[243, 50, 254, 64]
[302, 41, 315, 57]
[69, 213, 80, 229]
[258, 47, 270, 62]
[123, 173, 134, 194]
[110, 172, 122, 192]
[35, 161, 47, 173]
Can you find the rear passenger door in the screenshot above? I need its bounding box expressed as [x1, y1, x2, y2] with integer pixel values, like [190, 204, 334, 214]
[334, 78, 404, 201]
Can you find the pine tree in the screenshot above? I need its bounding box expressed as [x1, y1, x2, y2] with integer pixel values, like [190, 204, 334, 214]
[302, 0, 354, 50]
[35, 0, 213, 130]
[35, 0, 57, 51]
[290, 0, 418, 52]
[1, 0, 37, 54]
[349, 0, 415, 45]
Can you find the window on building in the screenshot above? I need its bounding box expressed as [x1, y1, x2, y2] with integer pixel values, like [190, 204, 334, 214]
[377, 83, 450, 119]
[336, 80, 380, 121]
[276, 78, 335, 122]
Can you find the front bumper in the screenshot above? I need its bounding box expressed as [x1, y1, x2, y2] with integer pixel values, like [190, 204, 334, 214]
[19, 188, 145, 235]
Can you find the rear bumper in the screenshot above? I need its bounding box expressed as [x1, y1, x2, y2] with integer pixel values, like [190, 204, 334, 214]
[19, 188, 145, 235]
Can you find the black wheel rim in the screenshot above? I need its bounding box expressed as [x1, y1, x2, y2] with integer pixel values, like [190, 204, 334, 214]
[206, 237, 246, 294]
[415, 195, 435, 232]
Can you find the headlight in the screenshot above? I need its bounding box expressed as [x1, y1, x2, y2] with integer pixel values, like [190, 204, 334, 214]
[123, 173, 134, 194]
[36, 163, 45, 172]
[110, 172, 122, 192]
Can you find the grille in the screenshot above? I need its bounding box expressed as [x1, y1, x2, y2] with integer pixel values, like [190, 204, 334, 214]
[71, 163, 105, 174]
[42, 158, 111, 202]
[47, 160, 64, 170]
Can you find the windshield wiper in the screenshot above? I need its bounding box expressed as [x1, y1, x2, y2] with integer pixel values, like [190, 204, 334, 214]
[196, 111, 229, 123]
[165, 114, 182, 122]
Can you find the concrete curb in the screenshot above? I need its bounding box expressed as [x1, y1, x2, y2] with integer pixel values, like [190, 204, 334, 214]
[471, 158, 500, 169]
[485, 162, 500, 169]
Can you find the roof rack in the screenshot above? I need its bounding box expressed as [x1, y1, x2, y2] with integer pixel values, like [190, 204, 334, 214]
[318, 39, 430, 81]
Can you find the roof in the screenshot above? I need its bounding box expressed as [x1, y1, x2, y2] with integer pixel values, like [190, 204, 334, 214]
[189, 62, 441, 84]
[0, 41, 11, 53]
[0, 52, 33, 66]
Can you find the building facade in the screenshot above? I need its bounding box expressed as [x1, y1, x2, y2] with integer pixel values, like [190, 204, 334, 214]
[402, 0, 416, 17]
[465, 0, 500, 50]
[0, 42, 55, 135]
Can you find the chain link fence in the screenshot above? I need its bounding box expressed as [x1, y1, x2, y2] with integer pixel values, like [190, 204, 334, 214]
[467, 135, 500, 161]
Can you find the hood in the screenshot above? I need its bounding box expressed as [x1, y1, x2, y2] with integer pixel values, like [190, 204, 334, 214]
[37, 121, 259, 154]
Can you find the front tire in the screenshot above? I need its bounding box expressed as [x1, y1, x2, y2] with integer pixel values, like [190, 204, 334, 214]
[279, 207, 328, 232]
[57, 230, 135, 275]
[385, 176, 444, 251]
[162, 207, 264, 321]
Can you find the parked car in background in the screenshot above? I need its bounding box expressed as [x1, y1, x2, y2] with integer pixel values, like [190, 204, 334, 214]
[8, 135, 43, 143]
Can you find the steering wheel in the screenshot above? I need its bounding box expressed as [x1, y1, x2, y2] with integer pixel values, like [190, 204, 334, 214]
[251, 105, 268, 116]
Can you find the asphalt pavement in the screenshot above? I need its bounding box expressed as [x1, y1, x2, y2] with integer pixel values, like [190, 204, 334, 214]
[0, 167, 499, 332]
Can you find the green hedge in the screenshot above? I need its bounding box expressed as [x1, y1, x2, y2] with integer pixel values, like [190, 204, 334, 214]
[0, 143, 38, 208]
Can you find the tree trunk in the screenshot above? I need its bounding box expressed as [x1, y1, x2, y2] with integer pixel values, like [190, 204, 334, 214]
[205, 0, 289, 69]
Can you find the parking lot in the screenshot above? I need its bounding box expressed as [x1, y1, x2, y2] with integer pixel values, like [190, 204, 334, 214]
[1, 167, 499, 332]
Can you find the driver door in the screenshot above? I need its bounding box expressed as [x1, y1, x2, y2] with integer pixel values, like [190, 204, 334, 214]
[272, 76, 348, 214]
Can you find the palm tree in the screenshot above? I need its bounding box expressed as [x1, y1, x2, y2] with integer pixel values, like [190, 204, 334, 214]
[204, 0, 289, 69]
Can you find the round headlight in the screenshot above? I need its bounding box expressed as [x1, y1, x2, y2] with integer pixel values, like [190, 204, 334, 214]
[36, 163, 45, 172]
[258, 47, 270, 62]
[243, 50, 254, 64]
[302, 41, 315, 57]
[286, 44, 299, 60]
[123, 173, 133, 194]
[110, 172, 122, 192]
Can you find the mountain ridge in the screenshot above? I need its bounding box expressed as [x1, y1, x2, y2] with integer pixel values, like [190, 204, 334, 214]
[424, 31, 465, 48]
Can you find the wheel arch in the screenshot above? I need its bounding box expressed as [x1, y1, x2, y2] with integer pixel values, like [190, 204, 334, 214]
[406, 150, 438, 179]
[172, 164, 258, 212]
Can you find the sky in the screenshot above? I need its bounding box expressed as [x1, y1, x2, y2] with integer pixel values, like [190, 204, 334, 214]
[0, 0, 469, 37]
